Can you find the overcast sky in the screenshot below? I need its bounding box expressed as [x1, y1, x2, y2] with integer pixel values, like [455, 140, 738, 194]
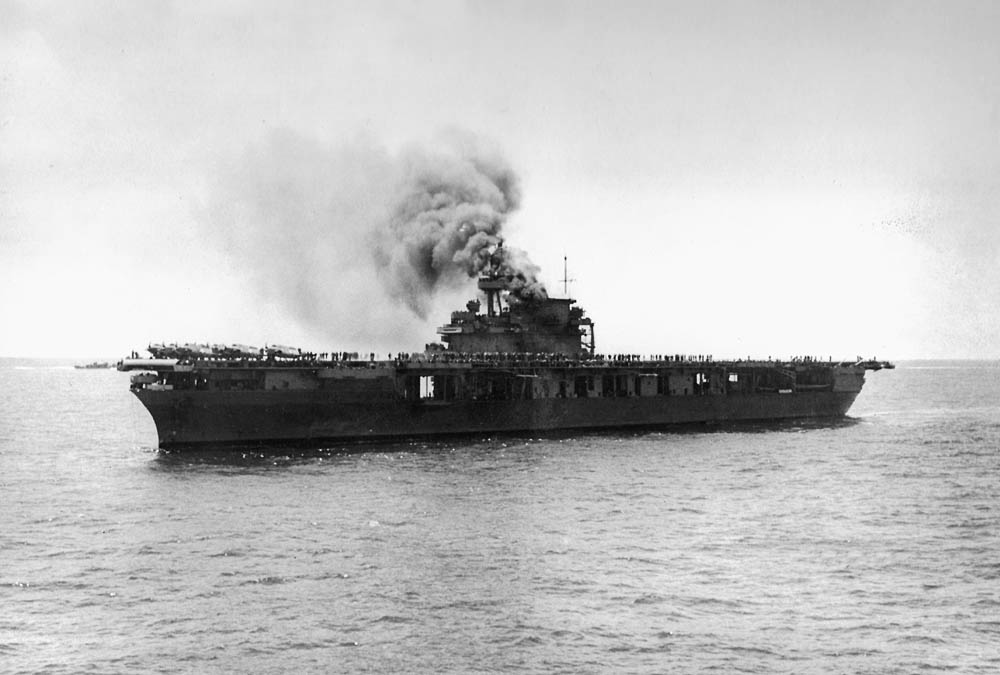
[2, 1, 998, 359]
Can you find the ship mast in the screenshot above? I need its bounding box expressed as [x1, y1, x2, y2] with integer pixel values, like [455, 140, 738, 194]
[562, 255, 576, 297]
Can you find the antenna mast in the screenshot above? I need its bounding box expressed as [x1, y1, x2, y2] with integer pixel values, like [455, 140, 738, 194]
[562, 255, 576, 297]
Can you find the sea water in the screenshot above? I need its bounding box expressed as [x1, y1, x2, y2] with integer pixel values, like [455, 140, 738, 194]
[1, 360, 998, 673]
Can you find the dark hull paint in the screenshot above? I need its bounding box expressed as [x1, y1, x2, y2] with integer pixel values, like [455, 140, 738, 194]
[136, 389, 860, 449]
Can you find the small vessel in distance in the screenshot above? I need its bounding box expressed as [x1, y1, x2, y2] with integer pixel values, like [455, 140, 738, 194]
[75, 361, 112, 369]
[119, 249, 892, 449]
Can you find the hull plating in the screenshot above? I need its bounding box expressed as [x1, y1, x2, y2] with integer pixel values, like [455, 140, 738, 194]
[136, 389, 860, 449]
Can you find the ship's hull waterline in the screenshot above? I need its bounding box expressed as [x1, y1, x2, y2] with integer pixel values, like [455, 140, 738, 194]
[136, 387, 861, 449]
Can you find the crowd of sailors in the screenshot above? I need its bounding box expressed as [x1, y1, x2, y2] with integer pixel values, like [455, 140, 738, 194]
[135, 347, 870, 370]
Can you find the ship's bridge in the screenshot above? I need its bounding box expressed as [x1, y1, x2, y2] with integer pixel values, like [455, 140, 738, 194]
[438, 273, 595, 356]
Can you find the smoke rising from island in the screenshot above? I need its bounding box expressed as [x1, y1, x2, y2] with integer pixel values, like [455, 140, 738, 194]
[376, 141, 547, 316]
[205, 130, 546, 346]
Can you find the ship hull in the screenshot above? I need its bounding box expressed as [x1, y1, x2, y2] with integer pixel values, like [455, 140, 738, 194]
[136, 388, 860, 449]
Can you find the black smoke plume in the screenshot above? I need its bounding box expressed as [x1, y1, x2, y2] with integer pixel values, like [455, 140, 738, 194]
[375, 138, 546, 315]
[491, 244, 548, 307]
[205, 130, 545, 346]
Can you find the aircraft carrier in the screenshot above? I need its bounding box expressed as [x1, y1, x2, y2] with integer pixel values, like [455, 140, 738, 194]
[119, 248, 892, 449]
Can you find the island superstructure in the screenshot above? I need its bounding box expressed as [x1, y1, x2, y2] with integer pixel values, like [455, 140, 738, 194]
[119, 247, 892, 449]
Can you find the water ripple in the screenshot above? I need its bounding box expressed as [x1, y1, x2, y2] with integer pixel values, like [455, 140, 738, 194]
[3, 362, 1000, 672]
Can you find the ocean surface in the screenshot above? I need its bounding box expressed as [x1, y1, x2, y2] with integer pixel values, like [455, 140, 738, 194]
[1, 360, 998, 674]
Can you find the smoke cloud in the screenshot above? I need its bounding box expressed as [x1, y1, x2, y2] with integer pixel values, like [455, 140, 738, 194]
[204, 130, 545, 347]
[375, 136, 547, 315]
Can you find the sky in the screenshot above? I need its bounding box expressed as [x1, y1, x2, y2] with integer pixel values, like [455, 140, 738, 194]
[2, 0, 999, 359]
